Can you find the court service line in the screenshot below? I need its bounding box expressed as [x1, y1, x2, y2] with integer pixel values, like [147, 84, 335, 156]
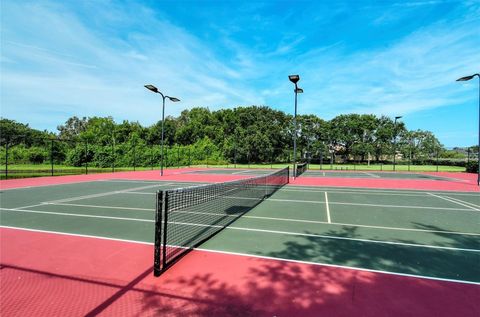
[42, 202, 480, 236]
[282, 188, 429, 197]
[2, 208, 478, 253]
[362, 171, 381, 178]
[324, 192, 331, 223]
[267, 198, 476, 212]
[45, 183, 171, 204]
[427, 193, 480, 211]
[123, 191, 155, 195]
[231, 170, 255, 175]
[439, 195, 480, 209]
[0, 208, 152, 222]
[285, 185, 480, 196]
[1, 225, 478, 285]
[11, 203, 47, 210]
[46, 202, 152, 211]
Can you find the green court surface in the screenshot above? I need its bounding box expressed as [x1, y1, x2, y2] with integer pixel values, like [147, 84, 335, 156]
[186, 168, 462, 181]
[1, 180, 479, 283]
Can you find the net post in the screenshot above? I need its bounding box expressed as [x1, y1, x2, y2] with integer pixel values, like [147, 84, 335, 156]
[162, 191, 169, 270]
[154, 191, 163, 276]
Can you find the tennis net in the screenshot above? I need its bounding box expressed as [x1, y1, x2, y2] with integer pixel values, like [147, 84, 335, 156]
[296, 162, 307, 177]
[154, 167, 289, 276]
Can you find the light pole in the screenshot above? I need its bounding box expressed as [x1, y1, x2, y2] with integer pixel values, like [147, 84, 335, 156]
[457, 74, 480, 185]
[144, 84, 180, 176]
[289, 75, 303, 177]
[393, 116, 402, 171]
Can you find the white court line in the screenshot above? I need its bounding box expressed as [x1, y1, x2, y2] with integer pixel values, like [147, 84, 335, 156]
[428, 193, 480, 211]
[439, 195, 480, 209]
[45, 183, 169, 204]
[44, 202, 480, 236]
[286, 185, 480, 196]
[325, 192, 331, 223]
[123, 191, 155, 195]
[0, 207, 152, 222]
[1, 208, 478, 253]
[231, 170, 255, 175]
[11, 203, 47, 210]
[1, 225, 478, 285]
[267, 197, 475, 212]
[362, 171, 380, 178]
[282, 188, 430, 197]
[46, 202, 152, 211]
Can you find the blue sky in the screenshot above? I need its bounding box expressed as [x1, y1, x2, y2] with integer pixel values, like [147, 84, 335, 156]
[1, 0, 479, 147]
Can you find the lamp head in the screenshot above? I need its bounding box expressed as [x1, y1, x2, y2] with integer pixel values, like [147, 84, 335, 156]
[295, 88, 304, 93]
[456, 75, 475, 81]
[144, 84, 159, 93]
[168, 96, 180, 102]
[289, 75, 300, 84]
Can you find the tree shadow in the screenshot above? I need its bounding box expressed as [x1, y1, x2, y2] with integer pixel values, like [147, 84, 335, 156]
[138, 226, 479, 316]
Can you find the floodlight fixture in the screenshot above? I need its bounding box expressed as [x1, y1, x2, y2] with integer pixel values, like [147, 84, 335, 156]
[144, 84, 159, 93]
[456, 75, 476, 81]
[289, 75, 300, 84]
[167, 96, 180, 102]
[295, 88, 304, 94]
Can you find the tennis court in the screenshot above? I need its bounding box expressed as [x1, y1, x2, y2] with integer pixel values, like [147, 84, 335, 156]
[186, 168, 462, 181]
[1, 169, 479, 316]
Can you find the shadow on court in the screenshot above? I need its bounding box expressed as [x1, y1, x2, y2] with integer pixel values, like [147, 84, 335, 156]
[265, 226, 479, 282]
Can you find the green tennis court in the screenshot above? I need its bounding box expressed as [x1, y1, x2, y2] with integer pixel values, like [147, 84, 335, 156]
[1, 179, 478, 283]
[185, 168, 464, 181]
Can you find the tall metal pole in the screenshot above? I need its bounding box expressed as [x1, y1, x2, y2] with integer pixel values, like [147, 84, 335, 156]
[160, 96, 166, 176]
[293, 85, 298, 177]
[456, 74, 480, 185]
[477, 77, 479, 185]
[145, 85, 180, 177]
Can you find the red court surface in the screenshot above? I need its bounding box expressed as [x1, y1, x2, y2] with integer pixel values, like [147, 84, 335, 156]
[1, 168, 479, 192]
[1, 227, 479, 317]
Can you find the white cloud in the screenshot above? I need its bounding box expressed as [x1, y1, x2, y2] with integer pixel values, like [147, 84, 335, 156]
[0, 0, 479, 147]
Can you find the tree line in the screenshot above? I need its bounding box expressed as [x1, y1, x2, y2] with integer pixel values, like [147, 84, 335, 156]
[0, 106, 475, 168]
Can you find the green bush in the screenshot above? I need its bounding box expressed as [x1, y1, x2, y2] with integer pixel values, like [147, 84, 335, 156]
[27, 147, 48, 164]
[466, 161, 479, 173]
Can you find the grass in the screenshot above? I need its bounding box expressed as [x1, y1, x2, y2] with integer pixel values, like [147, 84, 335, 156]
[0, 162, 468, 179]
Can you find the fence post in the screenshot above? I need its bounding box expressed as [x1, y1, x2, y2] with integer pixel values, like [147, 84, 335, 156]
[436, 151, 439, 172]
[112, 138, 115, 173]
[271, 150, 273, 169]
[166, 146, 169, 169]
[319, 152, 323, 170]
[151, 144, 154, 170]
[5, 141, 8, 179]
[188, 146, 191, 167]
[234, 147, 237, 169]
[177, 146, 180, 168]
[51, 139, 54, 176]
[85, 140, 88, 175]
[133, 141, 136, 171]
